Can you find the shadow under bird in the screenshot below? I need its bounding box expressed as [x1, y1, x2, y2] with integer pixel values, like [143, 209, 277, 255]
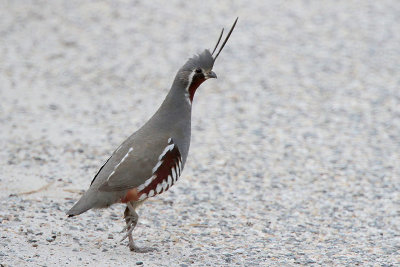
[67, 18, 238, 252]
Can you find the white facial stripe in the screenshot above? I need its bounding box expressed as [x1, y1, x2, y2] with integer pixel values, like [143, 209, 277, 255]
[139, 193, 147, 201]
[184, 71, 196, 104]
[185, 71, 196, 92]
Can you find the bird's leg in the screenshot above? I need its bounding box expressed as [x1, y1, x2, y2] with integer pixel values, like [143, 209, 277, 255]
[121, 201, 137, 232]
[121, 202, 156, 252]
[121, 202, 138, 242]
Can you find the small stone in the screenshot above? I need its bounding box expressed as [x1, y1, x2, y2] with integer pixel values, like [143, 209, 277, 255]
[107, 234, 113, 239]
[110, 213, 119, 221]
[136, 261, 143, 265]
[46, 237, 55, 242]
[49, 104, 58, 110]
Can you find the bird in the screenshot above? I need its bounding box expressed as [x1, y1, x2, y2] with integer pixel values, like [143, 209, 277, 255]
[67, 18, 238, 252]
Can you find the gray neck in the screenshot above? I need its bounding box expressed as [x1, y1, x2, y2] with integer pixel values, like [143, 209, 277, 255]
[159, 78, 192, 120]
[146, 76, 192, 162]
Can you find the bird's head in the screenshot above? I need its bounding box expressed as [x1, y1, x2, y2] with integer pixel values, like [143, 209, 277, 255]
[174, 18, 238, 103]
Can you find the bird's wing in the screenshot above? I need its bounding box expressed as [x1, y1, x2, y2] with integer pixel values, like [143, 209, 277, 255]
[90, 155, 112, 186]
[98, 137, 182, 193]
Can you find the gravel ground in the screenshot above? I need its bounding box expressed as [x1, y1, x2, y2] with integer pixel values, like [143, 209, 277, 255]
[1, 0, 399, 266]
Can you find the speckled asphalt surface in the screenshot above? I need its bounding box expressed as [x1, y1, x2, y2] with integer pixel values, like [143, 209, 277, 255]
[1, 1, 399, 266]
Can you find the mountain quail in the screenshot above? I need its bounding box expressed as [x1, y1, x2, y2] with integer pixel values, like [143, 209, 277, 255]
[67, 18, 238, 252]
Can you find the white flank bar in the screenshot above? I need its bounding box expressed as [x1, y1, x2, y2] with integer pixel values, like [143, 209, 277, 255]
[162, 179, 169, 191]
[171, 166, 177, 181]
[148, 190, 155, 197]
[156, 183, 163, 194]
[152, 160, 163, 174]
[159, 143, 174, 160]
[138, 193, 147, 201]
[137, 183, 145, 191]
[174, 165, 179, 181]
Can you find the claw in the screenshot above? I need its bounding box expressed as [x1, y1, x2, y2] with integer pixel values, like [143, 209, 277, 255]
[121, 224, 129, 233]
[120, 232, 129, 242]
[120, 225, 134, 242]
[121, 216, 135, 232]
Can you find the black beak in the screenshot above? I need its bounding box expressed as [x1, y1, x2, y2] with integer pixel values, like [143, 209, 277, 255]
[205, 71, 217, 79]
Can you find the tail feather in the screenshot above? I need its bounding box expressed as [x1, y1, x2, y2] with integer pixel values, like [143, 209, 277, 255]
[66, 189, 119, 216]
[66, 200, 92, 217]
[66, 191, 97, 216]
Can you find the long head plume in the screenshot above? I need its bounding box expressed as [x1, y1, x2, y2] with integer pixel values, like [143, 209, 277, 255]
[212, 17, 238, 62]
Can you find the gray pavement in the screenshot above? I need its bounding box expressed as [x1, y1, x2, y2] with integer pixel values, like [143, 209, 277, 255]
[0, 1, 399, 266]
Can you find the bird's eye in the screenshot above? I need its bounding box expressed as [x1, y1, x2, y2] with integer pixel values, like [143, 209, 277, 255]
[195, 68, 202, 74]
